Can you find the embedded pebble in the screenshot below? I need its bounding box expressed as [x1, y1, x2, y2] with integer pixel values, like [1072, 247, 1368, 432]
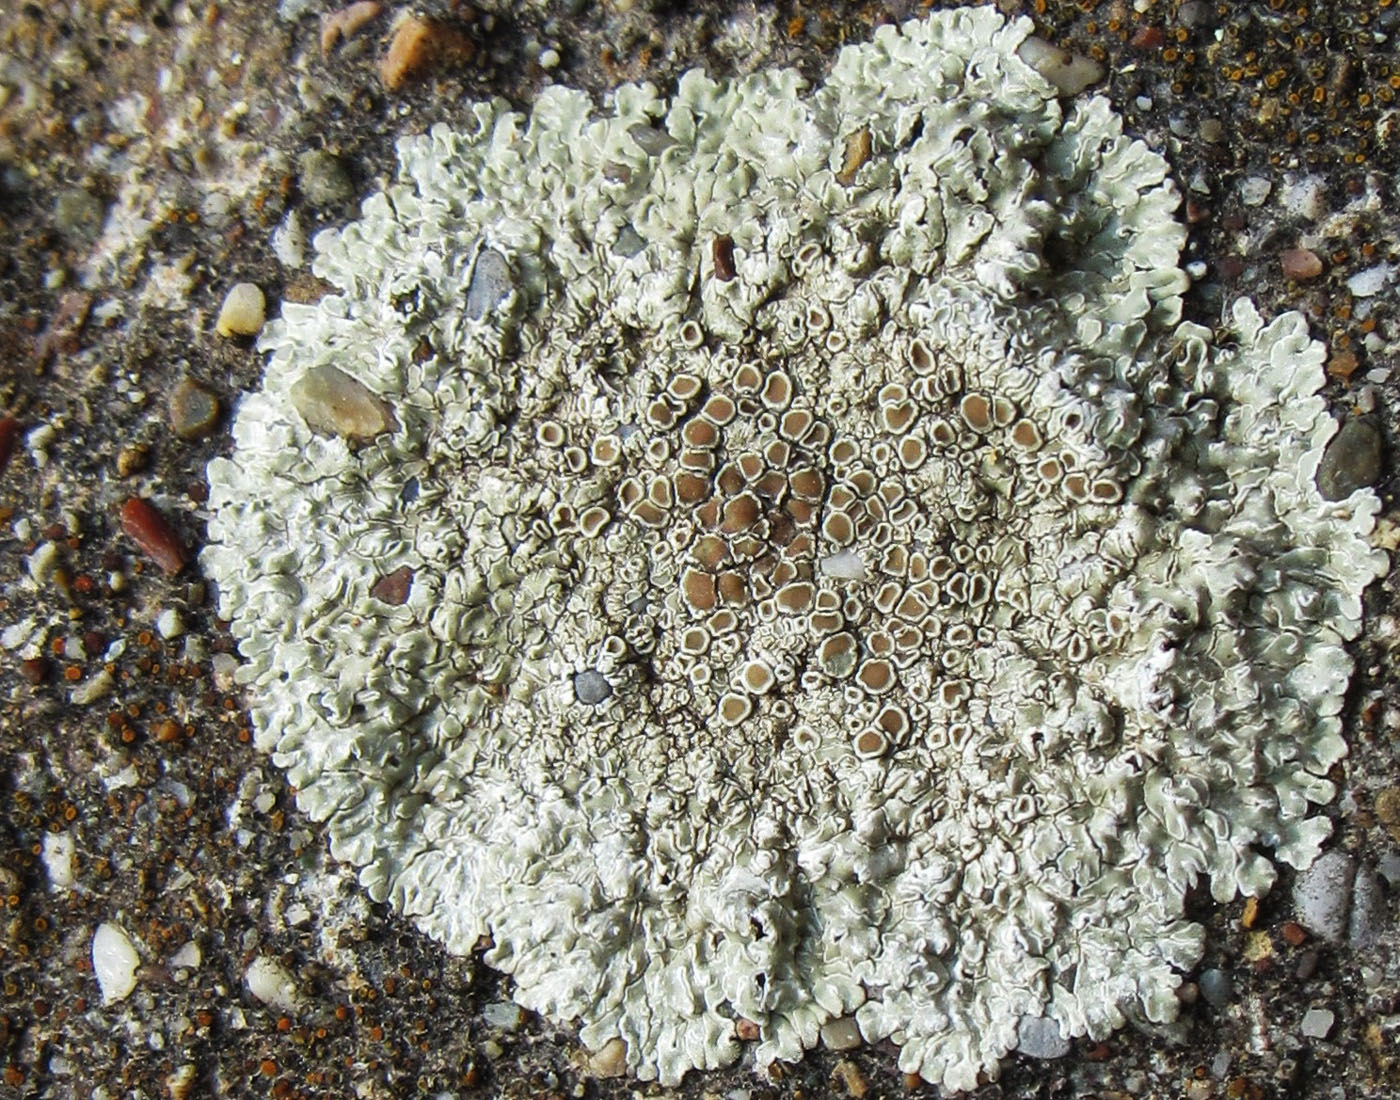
[120, 497, 188, 575]
[832, 1059, 869, 1097]
[381, 15, 472, 91]
[168, 378, 221, 440]
[573, 669, 612, 705]
[92, 922, 140, 1003]
[583, 1037, 628, 1077]
[169, 941, 202, 971]
[1239, 177, 1272, 206]
[244, 956, 300, 1013]
[1178, 0, 1215, 28]
[42, 832, 75, 889]
[1346, 263, 1395, 298]
[320, 0, 382, 54]
[482, 1001, 525, 1031]
[156, 608, 185, 639]
[289, 365, 394, 441]
[1016, 1014, 1071, 1059]
[1293, 849, 1356, 943]
[1348, 865, 1386, 947]
[1316, 419, 1382, 502]
[1301, 1007, 1335, 1039]
[1015, 37, 1103, 95]
[819, 548, 868, 581]
[465, 249, 514, 320]
[1198, 968, 1234, 1008]
[1281, 176, 1326, 220]
[1281, 248, 1324, 280]
[819, 1015, 862, 1051]
[54, 187, 106, 244]
[70, 668, 115, 705]
[298, 149, 355, 207]
[215, 282, 266, 338]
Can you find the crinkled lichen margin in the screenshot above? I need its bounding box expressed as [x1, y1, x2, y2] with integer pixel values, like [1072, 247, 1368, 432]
[203, 6, 1388, 1093]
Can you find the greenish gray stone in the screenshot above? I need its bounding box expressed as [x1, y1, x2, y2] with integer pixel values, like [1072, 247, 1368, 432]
[297, 149, 355, 207]
[168, 379, 221, 440]
[53, 187, 106, 245]
[1317, 419, 1382, 501]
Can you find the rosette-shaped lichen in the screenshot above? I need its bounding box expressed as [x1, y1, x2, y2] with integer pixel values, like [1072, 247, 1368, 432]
[203, 7, 1387, 1092]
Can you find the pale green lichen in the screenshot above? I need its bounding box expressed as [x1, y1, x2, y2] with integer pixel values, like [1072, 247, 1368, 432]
[203, 7, 1387, 1092]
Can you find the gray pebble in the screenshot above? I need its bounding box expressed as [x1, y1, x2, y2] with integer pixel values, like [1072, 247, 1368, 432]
[298, 149, 355, 207]
[1349, 865, 1386, 947]
[54, 187, 106, 245]
[1178, 0, 1215, 28]
[1317, 419, 1382, 501]
[168, 378, 221, 440]
[1198, 968, 1234, 1008]
[1300, 1007, 1335, 1040]
[482, 1001, 525, 1031]
[819, 1016, 862, 1051]
[1294, 849, 1356, 943]
[573, 669, 612, 705]
[465, 249, 514, 320]
[1016, 1014, 1070, 1060]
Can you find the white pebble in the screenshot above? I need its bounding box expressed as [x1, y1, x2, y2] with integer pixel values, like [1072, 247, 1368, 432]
[42, 832, 76, 889]
[1346, 263, 1395, 298]
[156, 608, 185, 639]
[819, 548, 868, 581]
[1239, 176, 1272, 206]
[70, 668, 115, 705]
[1281, 175, 1326, 220]
[170, 940, 202, 971]
[92, 922, 140, 1003]
[1015, 37, 1103, 95]
[26, 541, 60, 584]
[539, 47, 560, 69]
[215, 282, 267, 337]
[245, 955, 300, 1014]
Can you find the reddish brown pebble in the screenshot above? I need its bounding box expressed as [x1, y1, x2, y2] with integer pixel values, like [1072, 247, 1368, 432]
[19, 657, 49, 685]
[902, 1072, 923, 1090]
[1185, 199, 1210, 224]
[1218, 256, 1245, 280]
[381, 15, 473, 91]
[0, 417, 18, 477]
[1281, 920, 1307, 946]
[120, 497, 188, 576]
[1130, 25, 1166, 49]
[1086, 1041, 1111, 1061]
[735, 1018, 760, 1041]
[712, 235, 736, 281]
[370, 566, 413, 605]
[1281, 247, 1324, 280]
